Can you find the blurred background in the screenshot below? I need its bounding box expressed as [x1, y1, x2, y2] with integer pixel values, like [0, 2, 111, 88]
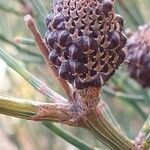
[0, 0, 150, 150]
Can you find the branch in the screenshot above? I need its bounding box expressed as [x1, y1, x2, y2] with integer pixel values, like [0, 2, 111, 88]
[0, 47, 134, 149]
[72, 88, 134, 150]
[97, 101, 127, 136]
[84, 109, 134, 150]
[0, 96, 77, 126]
[103, 86, 144, 103]
[15, 37, 36, 46]
[0, 48, 66, 103]
[24, 15, 73, 100]
[0, 96, 37, 119]
[43, 121, 99, 150]
[30, 103, 78, 126]
[134, 115, 150, 149]
[0, 33, 40, 57]
[0, 96, 97, 150]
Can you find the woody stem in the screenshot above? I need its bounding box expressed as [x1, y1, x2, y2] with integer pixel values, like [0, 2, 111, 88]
[0, 96, 79, 126]
[73, 87, 134, 150]
[84, 109, 134, 150]
[24, 15, 73, 100]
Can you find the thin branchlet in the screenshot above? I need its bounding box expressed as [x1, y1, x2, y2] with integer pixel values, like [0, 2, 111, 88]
[24, 15, 73, 100]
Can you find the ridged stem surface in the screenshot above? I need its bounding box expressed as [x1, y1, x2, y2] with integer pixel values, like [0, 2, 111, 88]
[74, 88, 134, 150]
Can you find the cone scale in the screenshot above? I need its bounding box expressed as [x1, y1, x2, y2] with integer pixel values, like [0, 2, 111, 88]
[127, 24, 150, 88]
[45, 0, 127, 89]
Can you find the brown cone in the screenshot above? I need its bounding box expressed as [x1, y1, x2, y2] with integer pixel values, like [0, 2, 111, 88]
[45, 0, 127, 89]
[127, 24, 150, 88]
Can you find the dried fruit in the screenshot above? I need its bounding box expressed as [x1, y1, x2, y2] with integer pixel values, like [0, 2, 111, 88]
[127, 24, 150, 88]
[45, 0, 127, 89]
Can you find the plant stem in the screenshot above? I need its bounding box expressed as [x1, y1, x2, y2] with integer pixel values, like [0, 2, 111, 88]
[98, 101, 127, 136]
[142, 89, 150, 106]
[0, 96, 77, 125]
[24, 15, 73, 100]
[134, 115, 150, 149]
[112, 74, 147, 120]
[117, 0, 140, 26]
[15, 37, 36, 46]
[0, 96, 96, 150]
[43, 121, 97, 150]
[0, 48, 66, 102]
[0, 33, 41, 57]
[73, 88, 133, 150]
[103, 86, 144, 103]
[85, 110, 134, 150]
[0, 96, 37, 119]
[130, 102, 147, 120]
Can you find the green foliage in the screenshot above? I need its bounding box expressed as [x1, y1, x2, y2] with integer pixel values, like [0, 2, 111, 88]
[0, 0, 149, 149]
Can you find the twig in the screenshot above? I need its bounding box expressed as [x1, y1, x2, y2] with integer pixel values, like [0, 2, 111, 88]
[15, 37, 36, 46]
[30, 103, 78, 126]
[0, 96, 97, 150]
[103, 86, 144, 103]
[84, 109, 134, 150]
[24, 15, 73, 100]
[0, 48, 66, 103]
[72, 88, 134, 150]
[97, 101, 127, 136]
[43, 121, 98, 150]
[0, 87, 134, 149]
[134, 115, 150, 150]
[0, 48, 134, 149]
[0, 96, 77, 126]
[0, 33, 40, 57]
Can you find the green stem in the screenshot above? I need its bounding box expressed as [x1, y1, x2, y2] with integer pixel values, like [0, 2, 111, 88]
[130, 102, 147, 120]
[0, 33, 41, 57]
[0, 48, 66, 102]
[99, 101, 127, 136]
[103, 86, 144, 103]
[117, 0, 140, 26]
[16, 53, 44, 63]
[43, 121, 97, 150]
[0, 96, 37, 119]
[0, 96, 97, 150]
[15, 37, 36, 46]
[112, 74, 147, 120]
[142, 89, 150, 106]
[85, 110, 133, 150]
[134, 115, 150, 149]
